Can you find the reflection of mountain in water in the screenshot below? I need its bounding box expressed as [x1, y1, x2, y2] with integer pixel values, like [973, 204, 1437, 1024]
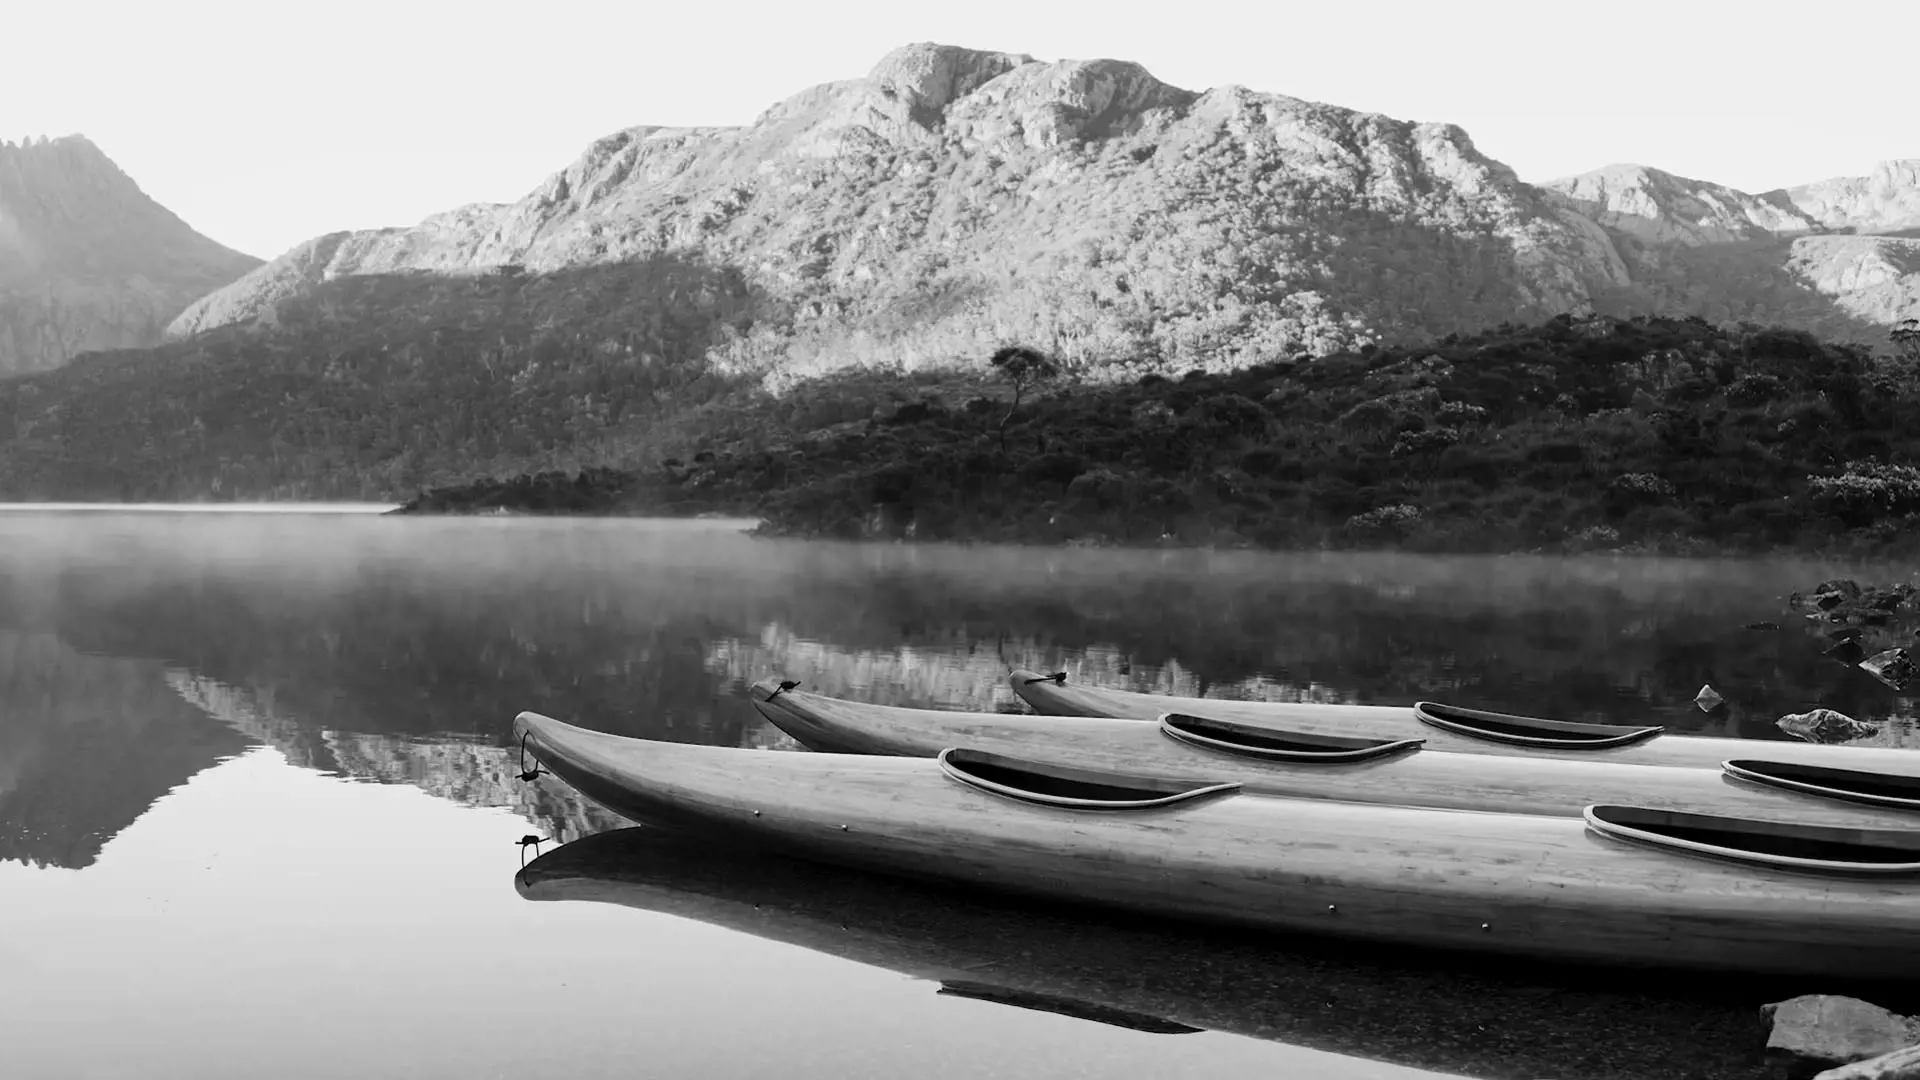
[704, 551, 1918, 738]
[0, 632, 249, 868]
[705, 622, 1378, 714]
[166, 668, 620, 841]
[322, 731, 623, 842]
[0, 633, 623, 870]
[10, 516, 1917, 866]
[705, 624, 1032, 711]
[163, 670, 334, 771]
[28, 518, 1894, 739]
[47, 551, 758, 745]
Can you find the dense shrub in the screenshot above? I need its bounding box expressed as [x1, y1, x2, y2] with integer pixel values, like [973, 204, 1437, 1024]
[1806, 461, 1920, 526]
[643, 315, 1920, 555]
[1390, 428, 1459, 457]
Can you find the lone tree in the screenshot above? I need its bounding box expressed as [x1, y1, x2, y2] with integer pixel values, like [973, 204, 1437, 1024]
[988, 344, 1060, 449]
[1893, 318, 1920, 364]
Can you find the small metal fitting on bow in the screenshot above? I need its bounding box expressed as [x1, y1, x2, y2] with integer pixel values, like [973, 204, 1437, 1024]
[516, 732, 545, 783]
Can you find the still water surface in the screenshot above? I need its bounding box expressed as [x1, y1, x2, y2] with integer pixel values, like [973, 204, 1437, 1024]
[2, 511, 1912, 1079]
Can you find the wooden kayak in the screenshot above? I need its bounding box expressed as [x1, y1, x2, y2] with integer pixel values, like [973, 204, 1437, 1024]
[516, 826, 1777, 1080]
[747, 679, 1920, 826]
[513, 710, 1920, 979]
[1008, 668, 1920, 772]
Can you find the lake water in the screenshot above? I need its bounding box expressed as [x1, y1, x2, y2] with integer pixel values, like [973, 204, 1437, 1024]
[2, 510, 1914, 1080]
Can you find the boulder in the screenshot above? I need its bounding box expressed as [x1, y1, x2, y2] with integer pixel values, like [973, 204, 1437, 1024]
[1763, 995, 1920, 1075]
[1777, 708, 1881, 744]
[1866, 586, 1915, 611]
[1860, 648, 1917, 691]
[1825, 639, 1869, 666]
[1816, 579, 1866, 601]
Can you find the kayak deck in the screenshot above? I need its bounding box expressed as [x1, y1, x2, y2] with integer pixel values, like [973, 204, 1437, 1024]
[1005, 669, 1920, 773]
[747, 679, 1920, 827]
[748, 672, 1920, 822]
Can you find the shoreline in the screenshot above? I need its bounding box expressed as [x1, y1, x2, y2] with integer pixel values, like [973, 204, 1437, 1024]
[10, 494, 1919, 571]
[0, 501, 402, 514]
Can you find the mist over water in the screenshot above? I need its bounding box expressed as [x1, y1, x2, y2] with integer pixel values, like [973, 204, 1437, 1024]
[1, 510, 1907, 1078]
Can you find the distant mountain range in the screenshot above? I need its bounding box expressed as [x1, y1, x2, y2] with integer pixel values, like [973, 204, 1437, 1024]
[0, 136, 258, 376]
[167, 42, 1918, 376]
[0, 43, 1915, 503]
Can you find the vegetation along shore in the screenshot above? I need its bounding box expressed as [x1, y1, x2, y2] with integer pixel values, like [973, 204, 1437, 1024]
[395, 314, 1920, 558]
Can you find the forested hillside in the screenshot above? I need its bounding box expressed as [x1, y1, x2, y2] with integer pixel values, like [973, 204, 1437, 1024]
[0, 257, 767, 499]
[408, 315, 1920, 557]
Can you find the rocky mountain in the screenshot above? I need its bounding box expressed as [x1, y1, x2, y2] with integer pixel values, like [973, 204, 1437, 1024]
[1540, 164, 1822, 247]
[1780, 160, 1920, 233]
[167, 44, 1918, 380]
[1541, 161, 1920, 329]
[0, 135, 259, 376]
[170, 44, 1639, 377]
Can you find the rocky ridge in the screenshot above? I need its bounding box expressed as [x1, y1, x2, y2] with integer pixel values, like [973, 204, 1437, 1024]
[171, 43, 1633, 377]
[1541, 161, 1920, 329]
[0, 135, 259, 375]
[167, 44, 1920, 381]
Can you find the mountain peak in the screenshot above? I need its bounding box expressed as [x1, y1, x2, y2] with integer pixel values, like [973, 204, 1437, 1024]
[0, 135, 260, 374]
[2, 133, 95, 149]
[864, 42, 1037, 115]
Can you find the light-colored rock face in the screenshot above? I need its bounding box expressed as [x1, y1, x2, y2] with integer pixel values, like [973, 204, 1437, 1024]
[170, 43, 1634, 376]
[1542, 164, 1822, 246]
[164, 44, 1920, 372]
[1789, 234, 1920, 325]
[0, 136, 260, 375]
[1781, 160, 1920, 234]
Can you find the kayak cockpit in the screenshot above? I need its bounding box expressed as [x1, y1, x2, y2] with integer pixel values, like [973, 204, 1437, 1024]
[1583, 805, 1920, 874]
[1415, 702, 1663, 748]
[1723, 759, 1920, 811]
[1159, 712, 1424, 762]
[937, 748, 1241, 810]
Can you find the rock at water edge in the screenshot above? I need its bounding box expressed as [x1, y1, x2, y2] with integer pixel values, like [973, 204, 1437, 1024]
[1763, 995, 1920, 1073]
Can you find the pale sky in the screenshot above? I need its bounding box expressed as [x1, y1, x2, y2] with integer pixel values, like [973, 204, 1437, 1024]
[4, 0, 1913, 261]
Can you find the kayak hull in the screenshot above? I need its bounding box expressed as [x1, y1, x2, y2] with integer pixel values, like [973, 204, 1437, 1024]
[748, 681, 1920, 827]
[514, 711, 1920, 979]
[1009, 669, 1920, 773]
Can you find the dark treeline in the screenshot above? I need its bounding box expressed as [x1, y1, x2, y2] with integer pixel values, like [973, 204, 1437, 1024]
[412, 314, 1920, 556]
